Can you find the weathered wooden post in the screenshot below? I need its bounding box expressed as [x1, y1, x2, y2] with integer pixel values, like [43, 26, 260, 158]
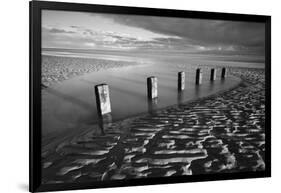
[210, 68, 216, 81]
[195, 68, 202, 85]
[178, 71, 185, 91]
[221, 68, 227, 79]
[95, 84, 111, 116]
[147, 76, 158, 99]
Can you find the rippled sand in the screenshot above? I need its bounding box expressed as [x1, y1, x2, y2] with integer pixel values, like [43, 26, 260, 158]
[42, 68, 265, 184]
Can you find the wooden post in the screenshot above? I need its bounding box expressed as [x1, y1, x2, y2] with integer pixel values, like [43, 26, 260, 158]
[147, 76, 158, 99]
[221, 68, 227, 79]
[195, 68, 202, 85]
[95, 84, 111, 116]
[210, 68, 216, 81]
[178, 71, 185, 91]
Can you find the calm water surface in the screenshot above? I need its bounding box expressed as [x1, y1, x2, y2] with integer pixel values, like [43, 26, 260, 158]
[42, 51, 245, 137]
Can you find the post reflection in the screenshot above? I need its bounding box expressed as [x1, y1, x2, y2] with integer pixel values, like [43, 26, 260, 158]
[147, 98, 158, 115]
[195, 85, 201, 97]
[177, 91, 184, 106]
[97, 113, 112, 134]
[220, 78, 226, 84]
[208, 80, 215, 92]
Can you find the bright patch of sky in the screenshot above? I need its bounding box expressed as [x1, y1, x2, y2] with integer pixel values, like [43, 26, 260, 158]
[42, 10, 181, 50]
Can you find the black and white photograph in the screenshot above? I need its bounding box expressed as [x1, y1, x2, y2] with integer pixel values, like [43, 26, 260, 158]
[1, 0, 280, 192]
[40, 9, 268, 185]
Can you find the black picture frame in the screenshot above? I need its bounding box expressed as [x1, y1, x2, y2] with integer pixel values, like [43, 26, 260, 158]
[30, 1, 271, 192]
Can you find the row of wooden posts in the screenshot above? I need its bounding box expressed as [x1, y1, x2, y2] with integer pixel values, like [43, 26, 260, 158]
[95, 67, 227, 116]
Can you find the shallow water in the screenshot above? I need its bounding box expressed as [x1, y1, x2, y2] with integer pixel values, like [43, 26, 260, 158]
[42, 56, 241, 137]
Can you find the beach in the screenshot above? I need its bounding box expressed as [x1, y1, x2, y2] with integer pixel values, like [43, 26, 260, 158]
[41, 67, 265, 184]
[42, 55, 139, 87]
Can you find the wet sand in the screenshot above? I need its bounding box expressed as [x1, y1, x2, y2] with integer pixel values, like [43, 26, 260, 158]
[42, 68, 265, 184]
[42, 55, 139, 87]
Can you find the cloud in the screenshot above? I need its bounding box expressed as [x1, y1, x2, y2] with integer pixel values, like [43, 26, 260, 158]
[42, 14, 265, 57]
[102, 15, 265, 54]
[48, 27, 75, 34]
[42, 26, 140, 49]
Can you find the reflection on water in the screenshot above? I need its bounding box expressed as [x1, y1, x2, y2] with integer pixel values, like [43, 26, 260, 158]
[97, 113, 113, 135]
[147, 98, 158, 115]
[45, 87, 93, 113]
[195, 85, 201, 97]
[177, 91, 184, 106]
[208, 80, 215, 92]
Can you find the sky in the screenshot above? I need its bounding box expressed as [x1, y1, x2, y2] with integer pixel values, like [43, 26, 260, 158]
[42, 10, 265, 56]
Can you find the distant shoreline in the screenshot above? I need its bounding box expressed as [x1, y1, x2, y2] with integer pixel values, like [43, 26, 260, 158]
[42, 47, 265, 64]
[42, 53, 264, 89]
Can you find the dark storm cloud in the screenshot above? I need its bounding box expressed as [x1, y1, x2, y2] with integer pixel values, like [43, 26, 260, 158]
[103, 15, 265, 50]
